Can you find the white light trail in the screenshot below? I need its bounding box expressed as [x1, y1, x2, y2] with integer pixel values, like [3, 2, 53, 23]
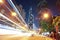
[0, 24, 32, 36]
[0, 13, 27, 30]
[0, 28, 32, 36]
[0, 24, 16, 31]
[15, 16, 25, 26]
[4, 4, 24, 25]
[0, 13, 18, 26]
[4, 4, 11, 12]
[7, 0, 27, 26]
[0, 19, 16, 27]
[3, 2, 27, 28]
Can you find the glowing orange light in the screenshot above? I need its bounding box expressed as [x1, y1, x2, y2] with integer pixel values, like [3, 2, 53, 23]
[0, 0, 4, 4]
[11, 12, 17, 16]
[43, 13, 49, 19]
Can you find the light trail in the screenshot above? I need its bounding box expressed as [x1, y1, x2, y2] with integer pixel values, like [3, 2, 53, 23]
[7, 0, 27, 27]
[0, 28, 32, 36]
[0, 13, 27, 30]
[0, 13, 18, 27]
[3, 4, 11, 12]
[0, 19, 16, 27]
[3, 3, 27, 28]
[15, 16, 25, 26]
[3, 4, 22, 24]
[0, 0, 28, 31]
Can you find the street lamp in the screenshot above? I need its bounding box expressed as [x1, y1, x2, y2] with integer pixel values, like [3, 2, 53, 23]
[11, 12, 17, 16]
[0, 0, 4, 4]
[43, 13, 49, 19]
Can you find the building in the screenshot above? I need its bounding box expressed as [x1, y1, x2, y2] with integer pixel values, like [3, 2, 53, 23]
[16, 4, 26, 20]
[37, 0, 48, 12]
[28, 7, 34, 30]
[12, 0, 26, 20]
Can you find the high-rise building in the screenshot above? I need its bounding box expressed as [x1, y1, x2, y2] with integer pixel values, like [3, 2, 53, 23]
[16, 5, 26, 20]
[37, 0, 48, 12]
[37, 0, 47, 20]
[28, 7, 34, 30]
[12, 0, 26, 20]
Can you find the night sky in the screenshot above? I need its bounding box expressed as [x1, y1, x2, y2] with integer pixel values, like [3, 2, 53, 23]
[13, 0, 59, 28]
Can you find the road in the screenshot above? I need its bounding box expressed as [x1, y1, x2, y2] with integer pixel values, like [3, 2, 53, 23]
[0, 25, 53, 40]
[0, 34, 53, 40]
[0, 34, 29, 40]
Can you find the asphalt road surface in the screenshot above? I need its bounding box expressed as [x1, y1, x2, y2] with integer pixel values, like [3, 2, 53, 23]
[0, 34, 53, 40]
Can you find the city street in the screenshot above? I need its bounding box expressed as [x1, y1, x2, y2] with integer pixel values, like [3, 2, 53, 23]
[0, 0, 60, 40]
[0, 35, 29, 40]
[0, 34, 53, 40]
[0, 26, 53, 40]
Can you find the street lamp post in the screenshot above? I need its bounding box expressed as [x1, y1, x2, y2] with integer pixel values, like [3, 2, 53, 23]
[11, 12, 17, 16]
[0, 0, 4, 4]
[43, 13, 49, 19]
[41, 9, 52, 23]
[11, 11, 28, 29]
[39, 9, 53, 32]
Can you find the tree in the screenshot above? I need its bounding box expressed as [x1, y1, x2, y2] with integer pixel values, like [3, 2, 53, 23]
[40, 20, 54, 32]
